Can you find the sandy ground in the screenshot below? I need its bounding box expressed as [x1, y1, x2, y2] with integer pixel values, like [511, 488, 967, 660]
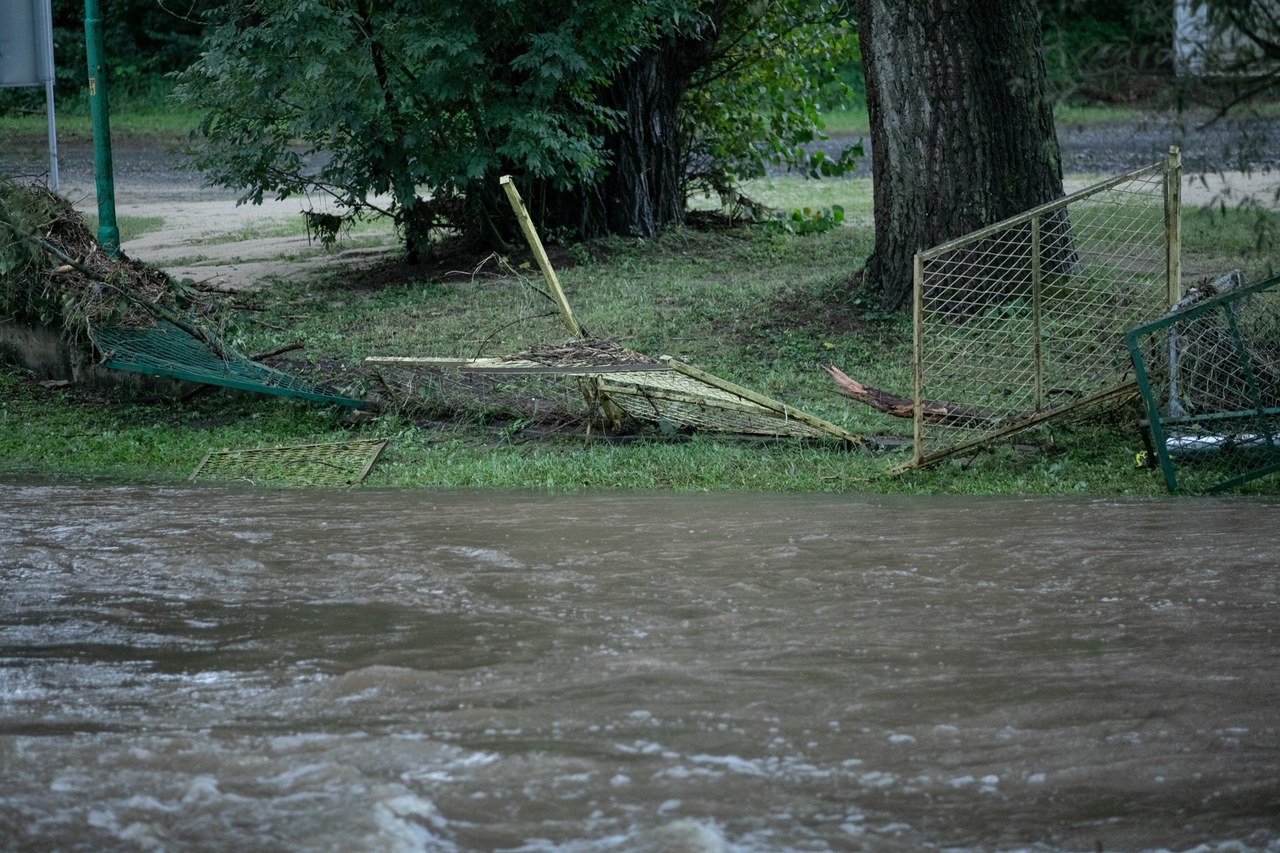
[3, 116, 1278, 291]
[113, 195, 398, 289]
[108, 171, 1277, 292]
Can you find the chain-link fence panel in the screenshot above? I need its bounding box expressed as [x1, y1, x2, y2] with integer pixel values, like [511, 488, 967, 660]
[1127, 273, 1280, 493]
[907, 153, 1181, 468]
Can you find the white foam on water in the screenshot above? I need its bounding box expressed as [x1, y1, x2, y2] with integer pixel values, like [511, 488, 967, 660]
[368, 791, 458, 853]
[685, 753, 768, 777]
[634, 818, 730, 853]
[432, 545, 526, 570]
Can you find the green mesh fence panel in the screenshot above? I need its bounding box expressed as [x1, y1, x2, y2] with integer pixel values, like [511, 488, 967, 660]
[94, 320, 364, 408]
[191, 439, 389, 487]
[1127, 273, 1280, 494]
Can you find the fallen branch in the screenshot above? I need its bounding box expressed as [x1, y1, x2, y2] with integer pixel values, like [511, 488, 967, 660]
[825, 365, 997, 427]
[249, 341, 304, 362]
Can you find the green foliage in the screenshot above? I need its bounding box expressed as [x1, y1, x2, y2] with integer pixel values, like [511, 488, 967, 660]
[683, 0, 861, 195]
[172, 0, 859, 252]
[1039, 0, 1171, 101]
[1039, 0, 1280, 107]
[174, 0, 692, 250]
[0, 0, 216, 114]
[762, 205, 846, 236]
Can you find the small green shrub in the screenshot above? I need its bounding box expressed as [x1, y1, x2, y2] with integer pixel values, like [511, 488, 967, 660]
[763, 205, 845, 236]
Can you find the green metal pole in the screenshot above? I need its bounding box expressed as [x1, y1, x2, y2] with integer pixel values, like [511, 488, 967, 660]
[84, 0, 119, 256]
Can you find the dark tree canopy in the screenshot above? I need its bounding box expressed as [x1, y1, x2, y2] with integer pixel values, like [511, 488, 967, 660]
[173, 0, 856, 258]
[856, 0, 1065, 308]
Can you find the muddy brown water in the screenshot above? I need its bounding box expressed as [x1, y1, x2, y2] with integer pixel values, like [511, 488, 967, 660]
[1, 482, 1277, 852]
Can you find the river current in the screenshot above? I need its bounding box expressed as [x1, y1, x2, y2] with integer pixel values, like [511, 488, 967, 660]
[1, 482, 1277, 852]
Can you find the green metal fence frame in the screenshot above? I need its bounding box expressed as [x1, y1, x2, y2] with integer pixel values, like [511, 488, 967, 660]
[1126, 273, 1280, 493]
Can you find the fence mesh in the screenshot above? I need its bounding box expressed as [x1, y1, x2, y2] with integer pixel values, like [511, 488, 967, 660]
[190, 439, 389, 487]
[1127, 273, 1280, 493]
[367, 352, 859, 442]
[93, 320, 365, 409]
[910, 160, 1178, 467]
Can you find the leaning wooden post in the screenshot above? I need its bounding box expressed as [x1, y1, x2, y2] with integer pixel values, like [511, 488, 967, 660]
[1165, 145, 1182, 307]
[499, 175, 582, 337]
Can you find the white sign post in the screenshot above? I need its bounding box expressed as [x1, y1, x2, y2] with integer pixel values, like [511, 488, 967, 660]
[0, 0, 59, 191]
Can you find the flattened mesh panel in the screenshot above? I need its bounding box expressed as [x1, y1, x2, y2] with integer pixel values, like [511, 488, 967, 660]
[367, 356, 853, 441]
[191, 439, 389, 487]
[599, 370, 832, 438]
[94, 320, 364, 408]
[1128, 275, 1280, 493]
[914, 164, 1172, 464]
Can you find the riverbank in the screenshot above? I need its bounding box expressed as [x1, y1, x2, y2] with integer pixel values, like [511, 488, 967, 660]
[2, 207, 1270, 495]
[2, 109, 1278, 494]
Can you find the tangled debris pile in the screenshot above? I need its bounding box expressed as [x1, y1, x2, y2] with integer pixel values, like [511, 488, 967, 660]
[506, 338, 654, 367]
[0, 180, 217, 350]
[1, 179, 365, 408]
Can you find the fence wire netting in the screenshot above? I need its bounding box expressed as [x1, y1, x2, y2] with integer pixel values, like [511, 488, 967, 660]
[1128, 274, 1280, 493]
[912, 162, 1177, 465]
[371, 354, 855, 441]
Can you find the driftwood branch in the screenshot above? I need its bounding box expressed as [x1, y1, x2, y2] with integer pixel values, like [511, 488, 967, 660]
[249, 341, 304, 362]
[825, 365, 998, 427]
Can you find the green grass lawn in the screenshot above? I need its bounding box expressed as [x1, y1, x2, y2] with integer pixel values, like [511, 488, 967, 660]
[3, 96, 1277, 494]
[11, 194, 1262, 494]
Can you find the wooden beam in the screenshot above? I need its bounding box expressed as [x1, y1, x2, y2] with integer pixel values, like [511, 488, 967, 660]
[499, 175, 582, 337]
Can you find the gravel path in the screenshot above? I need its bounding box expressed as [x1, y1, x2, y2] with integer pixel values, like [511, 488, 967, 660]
[2, 112, 1277, 290]
[803, 111, 1280, 176]
[5, 111, 1278, 200]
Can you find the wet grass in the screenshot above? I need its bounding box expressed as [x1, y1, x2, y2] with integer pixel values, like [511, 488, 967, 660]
[0, 359, 1174, 494]
[0, 199, 1185, 496]
[3, 143, 1278, 493]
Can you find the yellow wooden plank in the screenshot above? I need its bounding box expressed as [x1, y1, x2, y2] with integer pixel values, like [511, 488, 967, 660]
[499, 175, 582, 337]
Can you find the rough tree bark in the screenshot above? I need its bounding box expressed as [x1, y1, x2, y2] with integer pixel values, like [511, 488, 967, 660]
[857, 0, 1065, 309]
[540, 33, 716, 239]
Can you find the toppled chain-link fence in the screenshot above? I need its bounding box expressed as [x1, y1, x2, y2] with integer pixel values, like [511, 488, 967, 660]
[367, 345, 861, 443]
[1127, 273, 1280, 493]
[94, 320, 366, 409]
[904, 151, 1183, 469]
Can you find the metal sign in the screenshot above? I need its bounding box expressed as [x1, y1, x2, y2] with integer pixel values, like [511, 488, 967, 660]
[0, 0, 54, 87]
[0, 0, 59, 189]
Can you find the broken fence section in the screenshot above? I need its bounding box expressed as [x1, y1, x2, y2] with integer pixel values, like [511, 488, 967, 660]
[191, 438, 389, 487]
[1127, 272, 1280, 494]
[366, 353, 862, 444]
[900, 149, 1183, 470]
[93, 320, 365, 409]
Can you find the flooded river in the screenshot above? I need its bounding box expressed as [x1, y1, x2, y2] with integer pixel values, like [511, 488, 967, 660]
[1, 483, 1277, 852]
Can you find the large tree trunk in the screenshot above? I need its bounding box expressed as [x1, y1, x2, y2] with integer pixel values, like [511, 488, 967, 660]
[857, 0, 1065, 309]
[539, 35, 714, 240]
